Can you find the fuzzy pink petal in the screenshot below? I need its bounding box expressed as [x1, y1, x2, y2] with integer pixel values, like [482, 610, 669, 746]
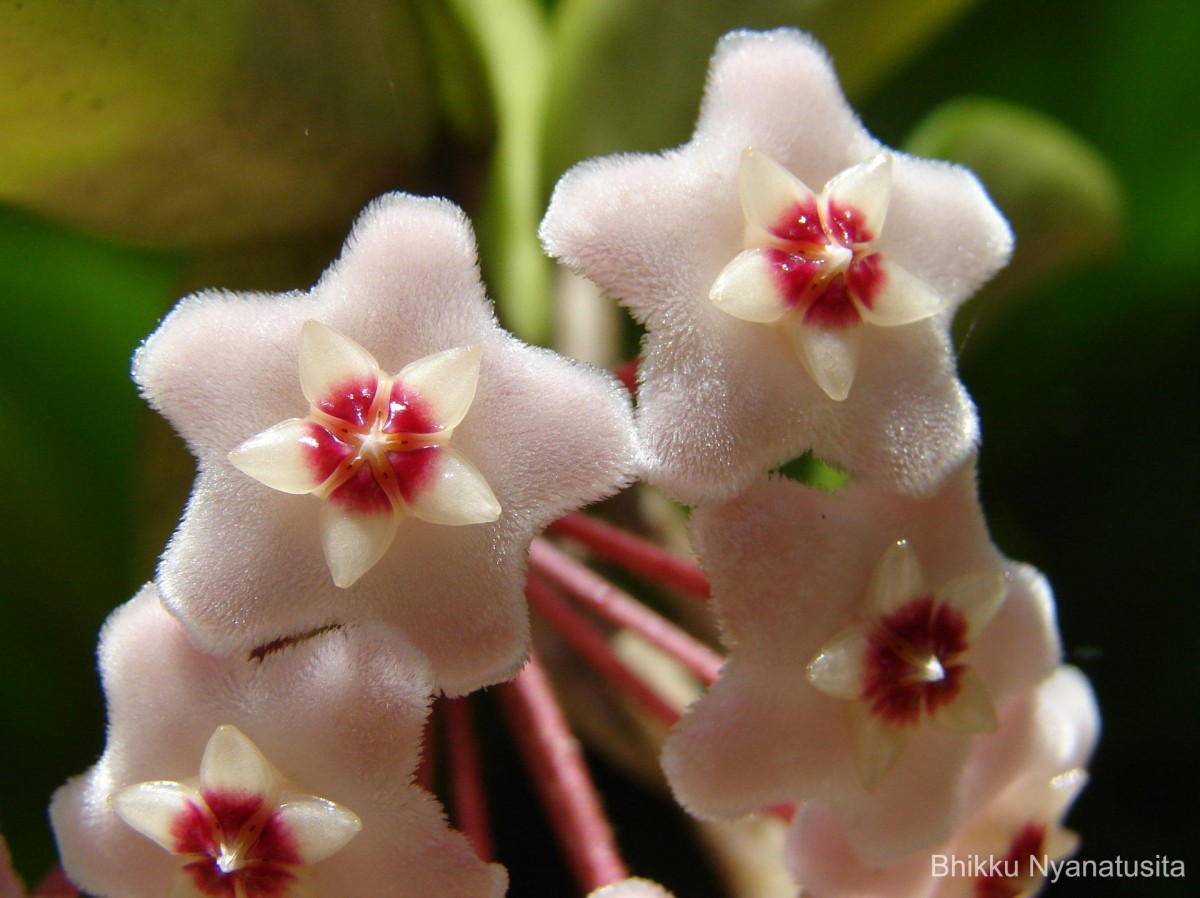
[541, 29, 1005, 502]
[786, 668, 1098, 898]
[787, 805, 935, 898]
[51, 587, 506, 898]
[136, 193, 635, 694]
[667, 463, 1060, 862]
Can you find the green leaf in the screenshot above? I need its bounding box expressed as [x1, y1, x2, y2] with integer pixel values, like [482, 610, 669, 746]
[446, 0, 553, 344]
[0, 206, 180, 879]
[904, 98, 1123, 337]
[543, 0, 980, 182]
[0, 1, 439, 246]
[774, 451, 849, 492]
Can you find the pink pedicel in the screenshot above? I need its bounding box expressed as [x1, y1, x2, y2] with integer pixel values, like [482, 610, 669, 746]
[863, 595, 969, 727]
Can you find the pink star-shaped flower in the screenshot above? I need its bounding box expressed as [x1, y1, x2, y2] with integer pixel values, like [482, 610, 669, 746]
[50, 586, 507, 898]
[661, 465, 1060, 863]
[541, 29, 1011, 504]
[135, 193, 636, 695]
[110, 724, 363, 898]
[786, 666, 1098, 898]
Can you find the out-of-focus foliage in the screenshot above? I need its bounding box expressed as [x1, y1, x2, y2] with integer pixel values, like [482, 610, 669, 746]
[905, 97, 1122, 338]
[0, 207, 180, 879]
[0, 0, 450, 245]
[542, 0, 980, 182]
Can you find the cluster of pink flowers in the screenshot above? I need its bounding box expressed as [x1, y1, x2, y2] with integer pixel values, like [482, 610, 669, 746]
[40, 27, 1096, 898]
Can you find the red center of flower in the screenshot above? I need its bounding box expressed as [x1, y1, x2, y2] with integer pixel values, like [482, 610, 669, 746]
[303, 375, 442, 514]
[171, 789, 302, 898]
[975, 823, 1048, 898]
[861, 595, 969, 726]
[765, 196, 885, 329]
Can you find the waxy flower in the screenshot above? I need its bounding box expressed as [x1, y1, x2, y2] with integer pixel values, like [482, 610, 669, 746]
[228, 322, 499, 588]
[50, 586, 506, 898]
[711, 150, 942, 402]
[806, 540, 1007, 790]
[110, 725, 362, 898]
[786, 666, 1099, 898]
[135, 193, 636, 694]
[662, 465, 1060, 863]
[542, 29, 1011, 504]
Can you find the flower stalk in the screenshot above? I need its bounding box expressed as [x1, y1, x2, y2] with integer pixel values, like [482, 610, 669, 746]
[498, 654, 629, 894]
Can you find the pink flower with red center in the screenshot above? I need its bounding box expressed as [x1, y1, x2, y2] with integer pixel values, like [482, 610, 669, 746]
[711, 150, 941, 401]
[229, 322, 499, 588]
[110, 725, 361, 898]
[662, 464, 1060, 864]
[50, 586, 507, 898]
[541, 29, 1011, 503]
[134, 193, 636, 695]
[786, 666, 1098, 898]
[807, 540, 1008, 790]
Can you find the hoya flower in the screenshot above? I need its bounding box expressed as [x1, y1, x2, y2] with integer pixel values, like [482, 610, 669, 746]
[541, 29, 1011, 503]
[227, 322, 500, 587]
[786, 666, 1099, 898]
[661, 464, 1060, 863]
[806, 540, 1008, 790]
[135, 193, 636, 695]
[51, 586, 507, 898]
[109, 724, 363, 898]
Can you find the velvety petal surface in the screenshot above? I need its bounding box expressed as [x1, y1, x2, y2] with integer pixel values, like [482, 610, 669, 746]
[135, 193, 636, 695]
[662, 464, 1060, 863]
[50, 586, 507, 898]
[785, 667, 1099, 898]
[541, 29, 1009, 503]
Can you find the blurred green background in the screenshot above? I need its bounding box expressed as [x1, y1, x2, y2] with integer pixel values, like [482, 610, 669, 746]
[0, 1, 1196, 895]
